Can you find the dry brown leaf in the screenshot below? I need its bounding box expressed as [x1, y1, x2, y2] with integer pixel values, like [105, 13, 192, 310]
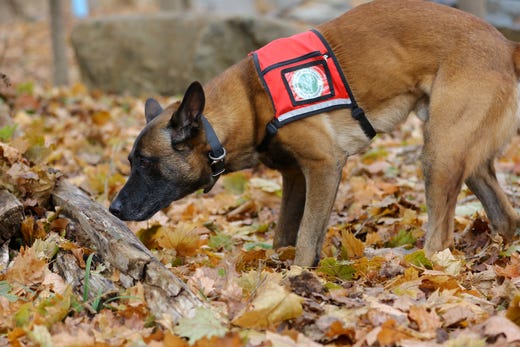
[232, 281, 304, 329]
[156, 223, 204, 257]
[377, 319, 416, 346]
[481, 316, 520, 343]
[6, 246, 47, 288]
[495, 253, 520, 279]
[341, 230, 364, 259]
[408, 305, 442, 335]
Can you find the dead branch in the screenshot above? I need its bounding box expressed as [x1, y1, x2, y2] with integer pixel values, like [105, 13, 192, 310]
[0, 190, 23, 243]
[51, 179, 210, 322]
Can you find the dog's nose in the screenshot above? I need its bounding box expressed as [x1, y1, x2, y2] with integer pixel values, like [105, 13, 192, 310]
[109, 200, 123, 218]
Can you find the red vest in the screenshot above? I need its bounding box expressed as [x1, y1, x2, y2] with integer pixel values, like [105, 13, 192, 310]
[251, 29, 354, 126]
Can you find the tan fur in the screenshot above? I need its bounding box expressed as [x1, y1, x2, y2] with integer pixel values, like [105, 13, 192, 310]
[116, 0, 520, 266]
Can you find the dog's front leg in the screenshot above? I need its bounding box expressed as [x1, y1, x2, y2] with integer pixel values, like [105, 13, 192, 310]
[293, 160, 344, 266]
[273, 168, 306, 248]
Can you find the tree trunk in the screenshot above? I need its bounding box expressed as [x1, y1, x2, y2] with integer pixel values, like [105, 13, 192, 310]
[458, 0, 487, 19]
[51, 179, 210, 321]
[49, 0, 69, 86]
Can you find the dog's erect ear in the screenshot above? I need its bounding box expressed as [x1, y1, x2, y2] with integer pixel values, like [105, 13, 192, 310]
[145, 98, 163, 123]
[170, 81, 205, 129]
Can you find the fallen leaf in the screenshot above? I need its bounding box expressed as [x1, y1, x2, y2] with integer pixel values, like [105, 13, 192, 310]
[431, 249, 463, 276]
[232, 281, 304, 329]
[408, 305, 441, 335]
[377, 319, 416, 346]
[173, 307, 226, 345]
[481, 315, 520, 343]
[340, 230, 364, 259]
[156, 223, 204, 257]
[6, 246, 47, 288]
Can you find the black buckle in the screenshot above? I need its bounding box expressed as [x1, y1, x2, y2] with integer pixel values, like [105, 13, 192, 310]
[209, 148, 226, 177]
[351, 107, 364, 121]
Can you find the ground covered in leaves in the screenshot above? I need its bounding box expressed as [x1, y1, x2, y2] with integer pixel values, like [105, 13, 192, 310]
[2, 78, 520, 347]
[3, 22, 520, 347]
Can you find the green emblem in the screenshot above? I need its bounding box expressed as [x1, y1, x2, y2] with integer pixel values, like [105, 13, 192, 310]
[292, 67, 324, 100]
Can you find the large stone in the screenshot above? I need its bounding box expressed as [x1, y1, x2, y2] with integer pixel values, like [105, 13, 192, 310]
[71, 13, 303, 96]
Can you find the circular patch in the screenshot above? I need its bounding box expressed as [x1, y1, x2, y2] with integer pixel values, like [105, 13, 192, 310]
[291, 67, 324, 100]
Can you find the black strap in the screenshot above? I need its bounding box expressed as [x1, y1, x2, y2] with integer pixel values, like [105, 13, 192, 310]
[351, 106, 376, 139]
[257, 121, 279, 152]
[200, 115, 226, 177]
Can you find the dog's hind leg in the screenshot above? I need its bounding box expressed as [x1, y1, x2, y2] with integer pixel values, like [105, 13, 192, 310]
[422, 73, 519, 254]
[421, 136, 466, 254]
[466, 158, 520, 242]
[273, 168, 306, 248]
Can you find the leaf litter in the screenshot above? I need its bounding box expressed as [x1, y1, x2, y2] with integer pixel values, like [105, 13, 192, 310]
[2, 30, 520, 347]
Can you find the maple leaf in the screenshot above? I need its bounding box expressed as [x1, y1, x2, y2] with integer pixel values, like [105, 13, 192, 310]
[340, 230, 364, 259]
[376, 319, 417, 345]
[156, 223, 204, 257]
[404, 250, 433, 269]
[13, 286, 72, 329]
[387, 229, 416, 248]
[317, 257, 356, 281]
[188, 267, 218, 297]
[495, 253, 520, 279]
[6, 246, 47, 288]
[431, 249, 463, 276]
[232, 281, 304, 329]
[173, 307, 227, 345]
[408, 305, 441, 336]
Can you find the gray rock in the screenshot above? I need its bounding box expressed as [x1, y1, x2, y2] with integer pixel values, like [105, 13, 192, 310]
[71, 13, 303, 96]
[286, 1, 351, 24]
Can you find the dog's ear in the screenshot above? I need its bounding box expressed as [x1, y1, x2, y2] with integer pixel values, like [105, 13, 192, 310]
[145, 98, 163, 123]
[170, 81, 205, 130]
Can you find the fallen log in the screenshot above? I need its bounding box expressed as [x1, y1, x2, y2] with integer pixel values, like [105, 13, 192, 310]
[51, 179, 209, 322]
[0, 190, 23, 243]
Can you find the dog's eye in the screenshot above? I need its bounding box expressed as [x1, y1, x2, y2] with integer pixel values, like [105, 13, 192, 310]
[138, 157, 157, 169]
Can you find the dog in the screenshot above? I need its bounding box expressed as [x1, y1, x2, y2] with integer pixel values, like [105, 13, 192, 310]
[110, 0, 520, 266]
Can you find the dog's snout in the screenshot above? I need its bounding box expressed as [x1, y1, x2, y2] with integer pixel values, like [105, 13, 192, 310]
[109, 199, 123, 218]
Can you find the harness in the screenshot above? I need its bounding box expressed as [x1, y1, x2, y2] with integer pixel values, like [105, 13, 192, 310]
[200, 29, 376, 185]
[251, 29, 376, 151]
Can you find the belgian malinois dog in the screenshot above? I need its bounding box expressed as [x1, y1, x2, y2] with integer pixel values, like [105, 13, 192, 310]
[110, 0, 520, 266]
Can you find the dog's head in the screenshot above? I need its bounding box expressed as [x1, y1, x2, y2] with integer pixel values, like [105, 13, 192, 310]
[109, 82, 216, 221]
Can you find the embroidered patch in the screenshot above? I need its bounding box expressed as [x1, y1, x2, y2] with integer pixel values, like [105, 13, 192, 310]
[283, 62, 332, 104]
[290, 67, 325, 99]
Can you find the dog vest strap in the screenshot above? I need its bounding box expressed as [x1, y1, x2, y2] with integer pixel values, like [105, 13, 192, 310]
[251, 29, 376, 151]
[201, 115, 226, 177]
[257, 121, 279, 153]
[351, 106, 376, 139]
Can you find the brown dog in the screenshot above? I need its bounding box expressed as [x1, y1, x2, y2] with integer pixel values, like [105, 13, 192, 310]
[110, 0, 520, 266]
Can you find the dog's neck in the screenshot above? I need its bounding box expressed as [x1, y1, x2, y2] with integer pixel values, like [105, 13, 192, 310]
[202, 58, 272, 173]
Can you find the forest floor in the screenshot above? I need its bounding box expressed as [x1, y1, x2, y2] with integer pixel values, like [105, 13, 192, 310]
[2, 15, 520, 347]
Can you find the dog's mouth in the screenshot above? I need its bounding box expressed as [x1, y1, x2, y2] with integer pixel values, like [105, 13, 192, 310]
[203, 176, 217, 193]
[110, 194, 170, 221]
